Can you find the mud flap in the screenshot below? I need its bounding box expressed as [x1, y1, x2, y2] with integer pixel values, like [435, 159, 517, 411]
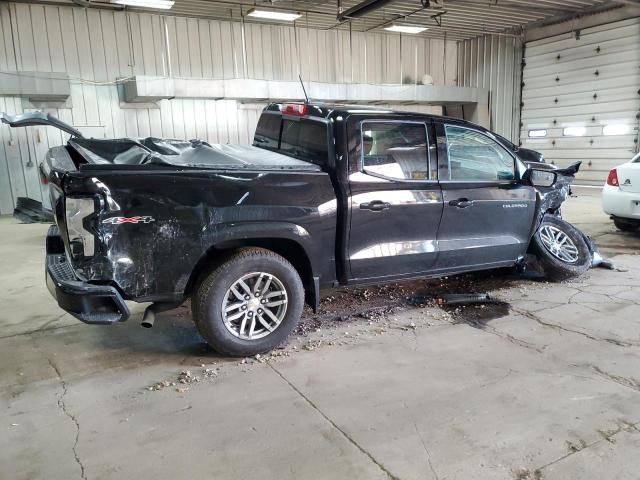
[307, 276, 320, 313]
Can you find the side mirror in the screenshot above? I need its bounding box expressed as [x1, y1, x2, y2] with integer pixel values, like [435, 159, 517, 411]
[522, 168, 557, 187]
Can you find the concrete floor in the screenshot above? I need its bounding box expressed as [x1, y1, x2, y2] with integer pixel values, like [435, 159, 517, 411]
[1, 188, 639, 480]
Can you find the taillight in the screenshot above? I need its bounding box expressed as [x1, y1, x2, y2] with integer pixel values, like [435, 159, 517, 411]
[606, 168, 619, 187]
[281, 103, 308, 116]
[65, 197, 96, 257]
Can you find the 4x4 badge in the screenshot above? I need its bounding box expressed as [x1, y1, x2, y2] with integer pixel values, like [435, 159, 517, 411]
[102, 216, 155, 225]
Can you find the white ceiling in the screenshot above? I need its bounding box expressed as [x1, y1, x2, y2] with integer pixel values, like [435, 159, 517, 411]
[32, 0, 628, 40]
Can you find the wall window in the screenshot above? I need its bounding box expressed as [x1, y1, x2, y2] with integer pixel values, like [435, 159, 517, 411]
[528, 129, 547, 138]
[603, 124, 631, 136]
[361, 122, 431, 181]
[563, 126, 586, 136]
[445, 125, 515, 181]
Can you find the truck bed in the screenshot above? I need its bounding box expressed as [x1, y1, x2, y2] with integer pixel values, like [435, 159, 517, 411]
[67, 138, 322, 172]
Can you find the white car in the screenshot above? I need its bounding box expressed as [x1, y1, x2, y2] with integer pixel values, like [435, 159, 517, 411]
[602, 152, 640, 232]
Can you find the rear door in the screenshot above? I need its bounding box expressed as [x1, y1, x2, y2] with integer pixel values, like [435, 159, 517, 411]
[347, 119, 443, 280]
[434, 121, 536, 271]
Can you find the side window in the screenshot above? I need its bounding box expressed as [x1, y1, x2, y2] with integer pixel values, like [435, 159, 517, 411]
[445, 125, 515, 181]
[253, 113, 281, 150]
[361, 122, 431, 181]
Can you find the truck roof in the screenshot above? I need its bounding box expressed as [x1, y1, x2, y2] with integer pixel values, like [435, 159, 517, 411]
[263, 102, 522, 153]
[263, 102, 470, 125]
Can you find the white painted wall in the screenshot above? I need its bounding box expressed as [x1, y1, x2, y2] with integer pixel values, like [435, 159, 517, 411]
[0, 2, 458, 214]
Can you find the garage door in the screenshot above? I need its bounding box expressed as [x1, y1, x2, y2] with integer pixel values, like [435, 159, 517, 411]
[520, 18, 640, 185]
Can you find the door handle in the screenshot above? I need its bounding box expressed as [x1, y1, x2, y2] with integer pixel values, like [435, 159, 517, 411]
[360, 200, 391, 211]
[449, 198, 473, 208]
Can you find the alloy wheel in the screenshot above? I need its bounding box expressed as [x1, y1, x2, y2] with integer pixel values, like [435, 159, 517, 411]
[221, 272, 288, 340]
[539, 225, 579, 264]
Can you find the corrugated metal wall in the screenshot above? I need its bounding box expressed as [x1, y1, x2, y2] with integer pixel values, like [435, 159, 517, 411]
[457, 34, 524, 141]
[0, 2, 458, 214]
[520, 18, 640, 185]
[0, 3, 458, 84]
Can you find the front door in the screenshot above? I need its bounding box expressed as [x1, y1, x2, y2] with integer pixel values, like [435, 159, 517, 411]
[347, 119, 443, 280]
[434, 122, 536, 271]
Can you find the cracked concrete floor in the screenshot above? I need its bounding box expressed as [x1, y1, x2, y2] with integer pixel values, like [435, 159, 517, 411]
[1, 189, 640, 480]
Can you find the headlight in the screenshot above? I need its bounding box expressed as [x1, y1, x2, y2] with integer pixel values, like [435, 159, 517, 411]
[65, 197, 96, 257]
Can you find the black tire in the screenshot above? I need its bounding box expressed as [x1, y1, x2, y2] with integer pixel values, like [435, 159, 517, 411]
[613, 217, 640, 232]
[192, 247, 304, 356]
[531, 216, 591, 281]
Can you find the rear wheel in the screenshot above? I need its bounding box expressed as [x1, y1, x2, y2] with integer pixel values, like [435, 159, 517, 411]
[531, 216, 591, 281]
[192, 248, 304, 356]
[613, 217, 640, 232]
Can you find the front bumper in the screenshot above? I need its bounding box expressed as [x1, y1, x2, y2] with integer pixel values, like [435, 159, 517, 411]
[46, 225, 129, 324]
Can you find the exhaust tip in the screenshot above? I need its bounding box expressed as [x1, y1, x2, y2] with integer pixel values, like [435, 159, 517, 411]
[141, 307, 155, 328]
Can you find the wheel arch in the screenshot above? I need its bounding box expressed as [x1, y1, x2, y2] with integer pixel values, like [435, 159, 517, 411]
[185, 236, 319, 312]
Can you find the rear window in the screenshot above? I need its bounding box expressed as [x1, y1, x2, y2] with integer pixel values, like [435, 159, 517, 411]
[253, 114, 329, 167]
[280, 120, 328, 165]
[633, 153, 640, 163]
[254, 113, 280, 150]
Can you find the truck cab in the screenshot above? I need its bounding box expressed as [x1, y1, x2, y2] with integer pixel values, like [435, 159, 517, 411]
[253, 103, 537, 284]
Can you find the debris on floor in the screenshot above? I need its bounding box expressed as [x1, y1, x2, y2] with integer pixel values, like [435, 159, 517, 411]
[512, 467, 544, 480]
[582, 231, 619, 270]
[147, 368, 219, 392]
[435, 293, 495, 306]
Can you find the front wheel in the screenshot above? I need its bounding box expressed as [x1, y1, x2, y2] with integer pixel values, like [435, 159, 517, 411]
[531, 216, 591, 281]
[192, 248, 304, 356]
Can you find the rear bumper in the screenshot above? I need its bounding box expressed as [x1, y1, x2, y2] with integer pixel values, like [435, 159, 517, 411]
[602, 185, 640, 219]
[46, 225, 129, 324]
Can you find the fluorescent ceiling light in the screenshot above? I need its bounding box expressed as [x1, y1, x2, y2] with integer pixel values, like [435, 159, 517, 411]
[563, 126, 586, 137]
[384, 24, 428, 34]
[528, 129, 547, 138]
[603, 124, 631, 136]
[112, 0, 174, 9]
[247, 8, 301, 21]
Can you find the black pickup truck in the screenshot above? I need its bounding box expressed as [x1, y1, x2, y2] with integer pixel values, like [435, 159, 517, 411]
[3, 105, 590, 355]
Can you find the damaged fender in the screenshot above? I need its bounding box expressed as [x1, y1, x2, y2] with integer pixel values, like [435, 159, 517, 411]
[531, 161, 581, 231]
[527, 161, 613, 270]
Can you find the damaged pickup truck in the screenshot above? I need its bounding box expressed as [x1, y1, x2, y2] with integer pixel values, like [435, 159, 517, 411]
[2, 105, 590, 355]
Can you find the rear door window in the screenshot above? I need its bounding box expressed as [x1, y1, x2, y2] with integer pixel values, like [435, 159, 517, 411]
[361, 122, 431, 180]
